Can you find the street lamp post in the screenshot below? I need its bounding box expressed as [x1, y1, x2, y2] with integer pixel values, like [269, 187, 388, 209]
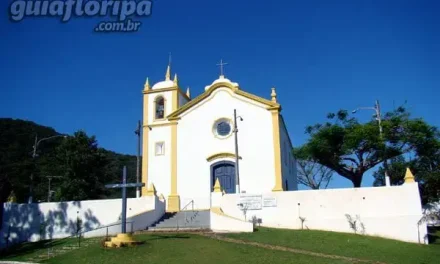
[233, 109, 244, 194]
[46, 176, 62, 202]
[352, 100, 390, 186]
[135, 120, 142, 198]
[29, 134, 67, 204]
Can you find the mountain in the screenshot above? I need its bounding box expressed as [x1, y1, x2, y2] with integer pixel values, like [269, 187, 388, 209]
[0, 118, 139, 204]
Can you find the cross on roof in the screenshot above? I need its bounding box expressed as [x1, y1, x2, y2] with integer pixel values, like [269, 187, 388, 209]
[216, 59, 228, 77]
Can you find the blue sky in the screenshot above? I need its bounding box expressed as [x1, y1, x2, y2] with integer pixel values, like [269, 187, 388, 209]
[1, 0, 439, 188]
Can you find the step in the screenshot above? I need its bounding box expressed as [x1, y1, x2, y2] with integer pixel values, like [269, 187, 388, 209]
[146, 227, 211, 232]
[149, 224, 210, 229]
[152, 211, 209, 225]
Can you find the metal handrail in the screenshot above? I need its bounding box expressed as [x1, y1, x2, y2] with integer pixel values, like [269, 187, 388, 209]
[181, 200, 194, 211]
[176, 200, 195, 230]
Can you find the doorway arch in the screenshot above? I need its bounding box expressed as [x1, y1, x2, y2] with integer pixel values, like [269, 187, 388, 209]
[211, 161, 236, 194]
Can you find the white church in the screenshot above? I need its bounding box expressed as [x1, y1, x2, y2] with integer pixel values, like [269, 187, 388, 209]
[1, 62, 428, 247]
[141, 63, 298, 212]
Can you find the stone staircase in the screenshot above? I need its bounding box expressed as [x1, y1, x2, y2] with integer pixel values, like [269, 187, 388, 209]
[147, 210, 210, 231]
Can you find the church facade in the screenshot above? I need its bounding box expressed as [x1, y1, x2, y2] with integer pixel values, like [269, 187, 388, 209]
[141, 65, 297, 212]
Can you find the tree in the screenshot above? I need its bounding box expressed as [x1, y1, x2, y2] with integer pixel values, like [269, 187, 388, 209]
[49, 131, 110, 201]
[374, 140, 440, 204]
[0, 118, 138, 205]
[294, 148, 333, 189]
[295, 107, 439, 187]
[0, 118, 61, 204]
[373, 155, 408, 187]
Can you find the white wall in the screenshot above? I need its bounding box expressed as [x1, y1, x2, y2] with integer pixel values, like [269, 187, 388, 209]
[216, 183, 428, 244]
[177, 87, 276, 210]
[179, 92, 189, 107]
[210, 211, 254, 233]
[279, 115, 298, 191]
[148, 125, 171, 197]
[129, 196, 166, 231]
[1, 196, 165, 247]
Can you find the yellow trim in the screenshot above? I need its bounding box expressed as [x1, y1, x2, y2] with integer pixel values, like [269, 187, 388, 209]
[153, 95, 166, 122]
[212, 117, 233, 140]
[167, 195, 180, 212]
[143, 86, 190, 102]
[167, 122, 180, 212]
[145, 121, 178, 128]
[154, 141, 165, 156]
[271, 109, 283, 192]
[267, 105, 282, 111]
[141, 89, 149, 196]
[144, 77, 150, 90]
[172, 90, 178, 111]
[206, 152, 241, 162]
[144, 87, 175, 94]
[213, 178, 222, 192]
[235, 89, 279, 108]
[404, 168, 415, 183]
[167, 81, 280, 120]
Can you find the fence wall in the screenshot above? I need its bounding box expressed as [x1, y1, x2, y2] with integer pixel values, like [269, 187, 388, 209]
[1, 195, 165, 248]
[217, 182, 428, 244]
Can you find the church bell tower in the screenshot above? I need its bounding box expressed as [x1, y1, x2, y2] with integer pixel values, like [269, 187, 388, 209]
[141, 63, 189, 212]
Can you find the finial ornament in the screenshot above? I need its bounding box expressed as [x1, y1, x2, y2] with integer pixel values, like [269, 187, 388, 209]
[404, 168, 415, 184]
[213, 178, 222, 192]
[173, 73, 178, 85]
[165, 65, 171, 81]
[144, 77, 150, 90]
[271, 87, 277, 103]
[216, 59, 228, 78]
[186, 87, 191, 98]
[165, 52, 172, 80]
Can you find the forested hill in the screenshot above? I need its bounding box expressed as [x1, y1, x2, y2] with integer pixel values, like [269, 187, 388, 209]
[0, 118, 139, 205]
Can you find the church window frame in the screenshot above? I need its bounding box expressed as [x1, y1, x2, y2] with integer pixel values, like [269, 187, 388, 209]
[154, 95, 166, 121]
[155, 141, 165, 156]
[212, 118, 233, 139]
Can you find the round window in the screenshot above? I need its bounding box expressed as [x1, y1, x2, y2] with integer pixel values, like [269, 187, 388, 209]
[213, 119, 232, 138]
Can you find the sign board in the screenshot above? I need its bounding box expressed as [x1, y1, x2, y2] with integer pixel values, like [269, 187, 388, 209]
[263, 197, 277, 207]
[238, 195, 262, 210]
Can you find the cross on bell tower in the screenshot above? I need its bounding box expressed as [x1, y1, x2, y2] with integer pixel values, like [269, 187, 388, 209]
[216, 59, 228, 78]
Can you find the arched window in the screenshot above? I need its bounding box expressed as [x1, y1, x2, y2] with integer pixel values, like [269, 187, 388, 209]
[155, 96, 165, 119]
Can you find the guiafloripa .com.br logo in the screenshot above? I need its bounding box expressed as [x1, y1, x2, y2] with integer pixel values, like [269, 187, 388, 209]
[9, 0, 153, 33]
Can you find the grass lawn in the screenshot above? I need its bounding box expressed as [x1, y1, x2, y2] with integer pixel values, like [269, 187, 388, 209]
[1, 233, 351, 264]
[0, 237, 84, 263]
[226, 227, 440, 264]
[1, 228, 439, 264]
